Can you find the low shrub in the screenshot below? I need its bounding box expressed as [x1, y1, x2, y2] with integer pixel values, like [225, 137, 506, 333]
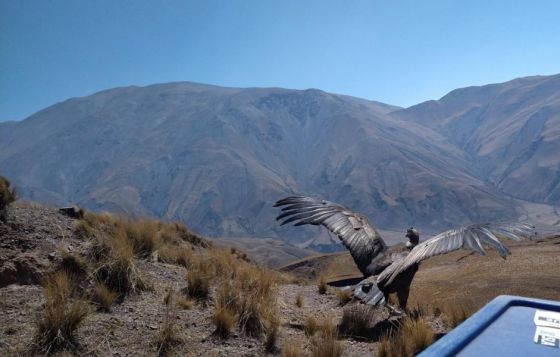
[0, 176, 16, 222]
[338, 304, 374, 338]
[34, 271, 89, 353]
[185, 269, 211, 300]
[377, 317, 434, 357]
[318, 277, 328, 295]
[92, 282, 118, 312]
[213, 306, 236, 338]
[335, 289, 352, 306]
[154, 290, 181, 356]
[282, 341, 303, 357]
[295, 293, 304, 308]
[311, 318, 343, 357]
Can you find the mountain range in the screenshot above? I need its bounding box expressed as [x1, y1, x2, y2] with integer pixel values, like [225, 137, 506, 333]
[1, 74, 559, 251]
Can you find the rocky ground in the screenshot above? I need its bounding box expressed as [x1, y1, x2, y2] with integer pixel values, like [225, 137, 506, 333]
[1, 202, 558, 356]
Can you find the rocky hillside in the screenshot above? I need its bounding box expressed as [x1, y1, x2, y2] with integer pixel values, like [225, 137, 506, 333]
[392, 74, 560, 206]
[1, 75, 559, 251]
[2, 200, 559, 357]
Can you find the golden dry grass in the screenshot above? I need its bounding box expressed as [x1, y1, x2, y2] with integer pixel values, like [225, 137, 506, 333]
[304, 316, 319, 337]
[335, 289, 353, 306]
[176, 296, 194, 310]
[34, 271, 89, 354]
[92, 234, 147, 297]
[92, 282, 118, 312]
[264, 317, 279, 352]
[64, 209, 289, 351]
[213, 306, 236, 338]
[185, 268, 211, 300]
[338, 304, 375, 338]
[0, 175, 16, 222]
[295, 293, 304, 308]
[377, 317, 434, 357]
[281, 341, 303, 357]
[310, 317, 344, 357]
[154, 290, 182, 356]
[209, 248, 282, 340]
[318, 276, 328, 294]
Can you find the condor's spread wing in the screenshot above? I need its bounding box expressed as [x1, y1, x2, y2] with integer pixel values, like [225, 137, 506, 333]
[377, 222, 534, 285]
[274, 196, 387, 275]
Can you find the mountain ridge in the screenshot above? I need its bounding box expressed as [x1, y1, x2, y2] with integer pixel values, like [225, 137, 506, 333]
[1, 74, 559, 251]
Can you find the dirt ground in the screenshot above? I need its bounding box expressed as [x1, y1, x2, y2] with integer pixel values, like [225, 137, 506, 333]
[1, 203, 559, 356]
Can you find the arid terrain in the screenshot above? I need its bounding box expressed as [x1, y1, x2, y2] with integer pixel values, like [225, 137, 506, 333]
[1, 199, 559, 356]
[2, 75, 560, 252]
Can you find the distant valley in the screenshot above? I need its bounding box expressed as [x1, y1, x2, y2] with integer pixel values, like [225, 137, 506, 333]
[1, 75, 559, 252]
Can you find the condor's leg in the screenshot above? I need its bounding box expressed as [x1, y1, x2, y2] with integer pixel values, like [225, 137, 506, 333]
[395, 264, 418, 310]
[397, 286, 410, 310]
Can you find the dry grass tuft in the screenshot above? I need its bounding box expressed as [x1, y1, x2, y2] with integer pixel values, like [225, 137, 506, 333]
[212, 261, 280, 339]
[264, 317, 279, 352]
[122, 219, 160, 257]
[441, 301, 475, 328]
[171, 222, 210, 248]
[295, 293, 304, 308]
[154, 290, 182, 356]
[318, 276, 328, 294]
[74, 220, 95, 239]
[58, 252, 88, 281]
[185, 268, 211, 300]
[213, 306, 236, 338]
[338, 304, 374, 338]
[311, 317, 343, 357]
[377, 317, 434, 357]
[304, 315, 319, 337]
[282, 341, 303, 357]
[92, 282, 118, 312]
[34, 271, 89, 354]
[0, 175, 16, 222]
[236, 270, 278, 338]
[176, 296, 194, 310]
[158, 245, 193, 267]
[92, 228, 147, 297]
[335, 289, 353, 306]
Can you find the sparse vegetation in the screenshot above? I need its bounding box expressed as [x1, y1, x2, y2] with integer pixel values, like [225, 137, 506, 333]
[377, 317, 434, 357]
[304, 316, 319, 337]
[185, 268, 211, 300]
[92, 282, 118, 312]
[441, 301, 475, 328]
[318, 276, 328, 294]
[335, 289, 352, 306]
[154, 290, 182, 356]
[0, 175, 16, 222]
[34, 271, 89, 354]
[9, 202, 555, 357]
[264, 316, 279, 352]
[311, 317, 343, 357]
[93, 233, 147, 297]
[295, 293, 304, 307]
[282, 341, 303, 357]
[58, 251, 88, 282]
[213, 306, 236, 338]
[338, 304, 374, 338]
[176, 296, 194, 310]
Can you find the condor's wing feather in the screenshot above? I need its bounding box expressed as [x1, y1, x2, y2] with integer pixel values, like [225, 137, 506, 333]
[274, 196, 387, 274]
[377, 222, 534, 285]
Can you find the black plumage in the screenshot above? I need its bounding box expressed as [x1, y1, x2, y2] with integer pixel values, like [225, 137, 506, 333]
[274, 195, 534, 309]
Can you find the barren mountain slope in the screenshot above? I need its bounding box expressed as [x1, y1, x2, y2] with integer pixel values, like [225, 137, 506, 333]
[393, 74, 560, 205]
[0, 80, 540, 251]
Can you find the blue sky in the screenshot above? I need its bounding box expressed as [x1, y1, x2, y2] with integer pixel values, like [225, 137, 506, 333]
[1, 0, 559, 121]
